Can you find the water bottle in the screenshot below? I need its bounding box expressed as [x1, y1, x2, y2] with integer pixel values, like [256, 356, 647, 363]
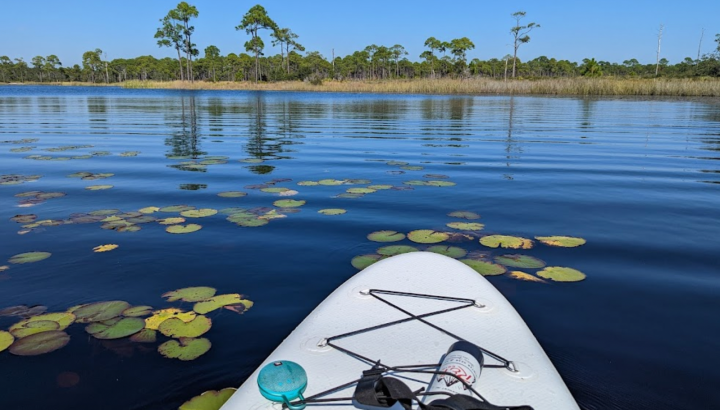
[424, 341, 484, 401]
[257, 360, 308, 410]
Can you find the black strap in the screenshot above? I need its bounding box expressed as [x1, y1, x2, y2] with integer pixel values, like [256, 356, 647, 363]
[425, 394, 534, 410]
[353, 367, 414, 409]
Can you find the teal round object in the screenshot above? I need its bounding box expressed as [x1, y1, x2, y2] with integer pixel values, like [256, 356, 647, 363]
[257, 360, 307, 409]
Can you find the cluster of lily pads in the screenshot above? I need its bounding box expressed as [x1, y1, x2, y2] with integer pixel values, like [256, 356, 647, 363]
[3, 141, 141, 160]
[0, 174, 42, 186]
[167, 155, 228, 172]
[13, 190, 65, 208]
[0, 287, 253, 361]
[352, 210, 588, 283]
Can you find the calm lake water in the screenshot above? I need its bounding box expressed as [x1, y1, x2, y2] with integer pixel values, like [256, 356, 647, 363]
[0, 86, 718, 410]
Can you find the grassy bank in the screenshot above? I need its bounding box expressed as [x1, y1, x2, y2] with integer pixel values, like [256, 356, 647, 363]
[119, 78, 720, 97]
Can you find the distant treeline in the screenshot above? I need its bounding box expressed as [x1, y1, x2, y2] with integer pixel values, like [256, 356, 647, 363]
[2, 3, 719, 84]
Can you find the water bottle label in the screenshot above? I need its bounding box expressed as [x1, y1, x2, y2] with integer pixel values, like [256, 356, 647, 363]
[428, 351, 481, 395]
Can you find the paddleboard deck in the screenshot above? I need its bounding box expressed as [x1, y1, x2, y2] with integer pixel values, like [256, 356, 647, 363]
[224, 252, 579, 410]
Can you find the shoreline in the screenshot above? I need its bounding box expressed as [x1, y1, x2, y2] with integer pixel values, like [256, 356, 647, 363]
[3, 78, 720, 97]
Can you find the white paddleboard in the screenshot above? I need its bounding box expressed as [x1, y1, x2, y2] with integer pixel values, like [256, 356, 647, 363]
[224, 252, 579, 410]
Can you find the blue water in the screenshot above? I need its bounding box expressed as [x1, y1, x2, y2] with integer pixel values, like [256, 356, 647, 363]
[0, 86, 719, 409]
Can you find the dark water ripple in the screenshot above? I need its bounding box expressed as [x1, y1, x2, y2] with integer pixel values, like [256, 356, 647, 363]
[0, 86, 719, 410]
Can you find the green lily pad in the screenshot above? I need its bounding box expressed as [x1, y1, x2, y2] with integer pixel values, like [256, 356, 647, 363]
[166, 224, 202, 234]
[480, 235, 533, 249]
[159, 315, 212, 338]
[318, 179, 345, 186]
[9, 251, 51, 264]
[86, 317, 145, 340]
[158, 337, 211, 361]
[347, 187, 376, 194]
[145, 308, 197, 330]
[335, 193, 364, 199]
[446, 222, 485, 231]
[130, 328, 157, 343]
[9, 330, 70, 356]
[217, 191, 247, 198]
[231, 217, 268, 227]
[10, 214, 37, 223]
[460, 259, 507, 276]
[535, 236, 587, 248]
[297, 181, 319, 186]
[273, 199, 305, 208]
[377, 245, 419, 256]
[345, 179, 371, 185]
[239, 158, 263, 163]
[138, 206, 160, 214]
[89, 209, 120, 216]
[367, 231, 405, 242]
[180, 209, 217, 218]
[86, 185, 113, 190]
[408, 230, 449, 244]
[158, 217, 186, 225]
[494, 255, 546, 269]
[318, 209, 347, 215]
[537, 267, 587, 282]
[122, 306, 153, 317]
[351, 254, 384, 270]
[426, 245, 467, 259]
[159, 205, 195, 213]
[179, 388, 236, 410]
[120, 151, 140, 157]
[403, 180, 427, 186]
[193, 294, 253, 315]
[73, 301, 131, 323]
[508, 271, 547, 283]
[260, 187, 288, 193]
[163, 287, 217, 302]
[259, 210, 287, 220]
[368, 185, 392, 190]
[401, 165, 423, 171]
[10, 320, 59, 338]
[126, 216, 156, 224]
[448, 211, 480, 220]
[387, 161, 408, 166]
[426, 180, 456, 187]
[0, 331, 13, 353]
[116, 224, 141, 232]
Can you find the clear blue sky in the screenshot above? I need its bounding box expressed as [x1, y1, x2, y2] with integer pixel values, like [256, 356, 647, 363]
[1, 0, 718, 66]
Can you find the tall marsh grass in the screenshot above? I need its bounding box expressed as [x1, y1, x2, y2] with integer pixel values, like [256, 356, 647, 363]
[119, 77, 720, 97]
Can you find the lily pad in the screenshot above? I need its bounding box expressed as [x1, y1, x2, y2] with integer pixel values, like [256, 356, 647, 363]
[217, 191, 247, 198]
[9, 251, 51, 264]
[159, 315, 212, 338]
[10, 214, 37, 223]
[231, 217, 268, 227]
[193, 294, 253, 315]
[535, 236, 587, 248]
[130, 328, 157, 343]
[537, 267, 586, 282]
[179, 388, 236, 410]
[85, 185, 113, 190]
[494, 255, 546, 269]
[89, 209, 120, 216]
[86, 317, 145, 340]
[446, 222, 484, 231]
[272, 199, 305, 208]
[297, 181, 319, 186]
[377, 245, 419, 256]
[159, 205, 195, 213]
[351, 254, 384, 270]
[138, 206, 160, 214]
[407, 230, 449, 244]
[166, 224, 202, 234]
[0, 331, 13, 353]
[448, 211, 480, 220]
[367, 231, 405, 242]
[480, 235, 533, 250]
[460, 259, 507, 276]
[403, 180, 427, 186]
[162, 286, 217, 302]
[122, 306, 153, 317]
[368, 185, 392, 190]
[239, 158, 263, 163]
[93, 244, 118, 253]
[158, 337, 211, 361]
[318, 179, 345, 186]
[180, 209, 217, 218]
[401, 165, 423, 171]
[158, 217, 186, 225]
[426, 245, 468, 259]
[145, 308, 197, 330]
[260, 187, 288, 193]
[508, 271, 547, 283]
[10, 320, 60, 338]
[347, 187, 376, 194]
[8, 330, 70, 356]
[278, 189, 299, 197]
[426, 180, 456, 187]
[73, 301, 130, 323]
[318, 209, 347, 215]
